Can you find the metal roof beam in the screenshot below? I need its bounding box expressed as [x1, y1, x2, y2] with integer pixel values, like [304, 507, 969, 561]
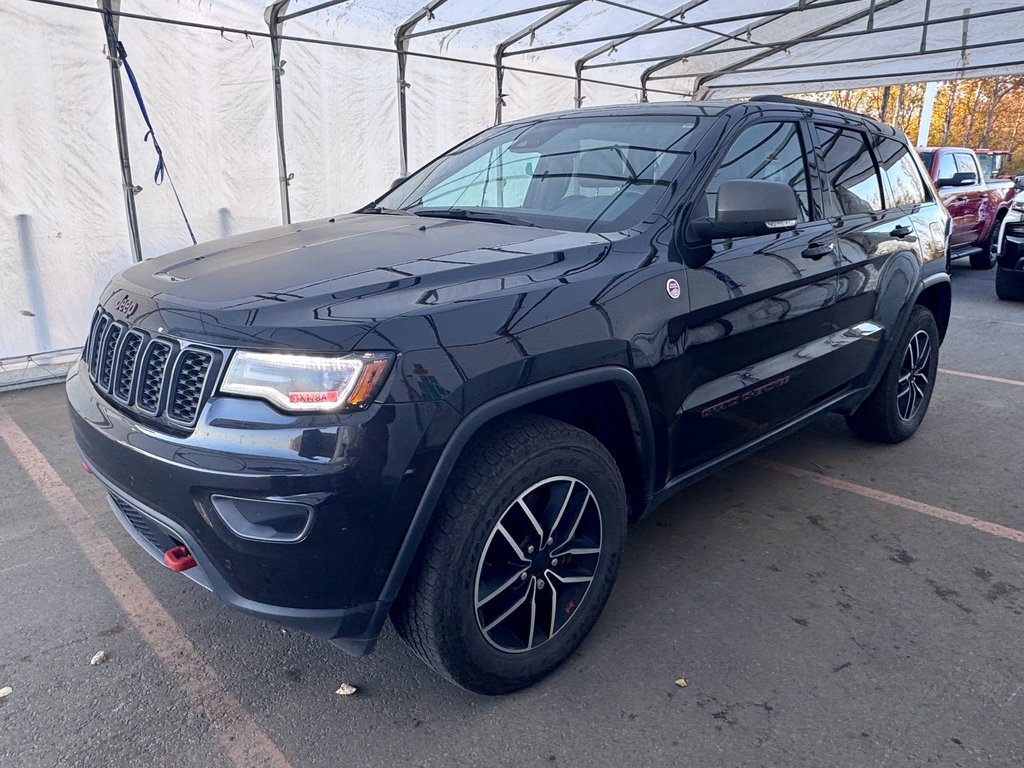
[278, 0, 348, 23]
[574, 0, 710, 71]
[686, 32, 1023, 79]
[645, 3, 1021, 81]
[402, 1, 582, 41]
[502, 0, 864, 57]
[638, 0, 825, 97]
[710, 55, 1024, 91]
[692, 0, 905, 94]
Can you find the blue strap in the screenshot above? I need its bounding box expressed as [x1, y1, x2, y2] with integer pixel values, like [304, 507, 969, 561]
[105, 13, 197, 246]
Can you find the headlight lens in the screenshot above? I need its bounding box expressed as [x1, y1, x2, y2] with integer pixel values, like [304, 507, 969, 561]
[1012, 200, 1024, 212]
[220, 351, 393, 412]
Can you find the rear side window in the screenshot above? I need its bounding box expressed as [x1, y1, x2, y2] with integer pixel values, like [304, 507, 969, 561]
[816, 126, 884, 215]
[704, 121, 812, 221]
[876, 138, 928, 207]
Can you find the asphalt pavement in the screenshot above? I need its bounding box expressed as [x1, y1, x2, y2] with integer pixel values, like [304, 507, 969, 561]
[1, 262, 1022, 768]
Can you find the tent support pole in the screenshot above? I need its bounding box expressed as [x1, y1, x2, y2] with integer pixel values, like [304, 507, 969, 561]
[99, 0, 142, 262]
[494, 2, 582, 124]
[266, 0, 292, 225]
[396, 1, 449, 176]
[494, 48, 505, 124]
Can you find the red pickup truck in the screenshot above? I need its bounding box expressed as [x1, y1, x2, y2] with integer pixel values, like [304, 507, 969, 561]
[916, 147, 1015, 269]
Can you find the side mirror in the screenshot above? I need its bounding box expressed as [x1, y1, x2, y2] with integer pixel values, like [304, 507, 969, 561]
[389, 175, 408, 189]
[690, 179, 801, 241]
[938, 171, 977, 187]
[1014, 174, 1024, 190]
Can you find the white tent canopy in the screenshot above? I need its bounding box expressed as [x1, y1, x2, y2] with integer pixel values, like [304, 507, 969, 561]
[3, 0, 1023, 386]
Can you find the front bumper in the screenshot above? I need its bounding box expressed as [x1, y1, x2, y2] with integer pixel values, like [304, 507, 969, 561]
[67, 361, 455, 654]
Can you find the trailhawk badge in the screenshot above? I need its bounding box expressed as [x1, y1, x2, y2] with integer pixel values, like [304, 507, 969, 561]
[665, 278, 681, 299]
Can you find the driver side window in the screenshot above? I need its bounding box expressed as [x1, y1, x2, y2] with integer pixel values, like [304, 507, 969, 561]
[704, 121, 813, 222]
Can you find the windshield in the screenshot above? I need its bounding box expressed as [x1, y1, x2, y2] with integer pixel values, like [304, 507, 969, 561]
[369, 114, 704, 233]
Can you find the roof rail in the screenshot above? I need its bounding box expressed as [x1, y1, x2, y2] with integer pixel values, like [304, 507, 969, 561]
[748, 94, 868, 118]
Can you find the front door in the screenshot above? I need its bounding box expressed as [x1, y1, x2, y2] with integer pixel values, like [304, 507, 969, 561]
[672, 116, 840, 474]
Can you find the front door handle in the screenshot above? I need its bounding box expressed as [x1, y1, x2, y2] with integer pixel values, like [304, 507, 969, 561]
[890, 225, 913, 239]
[801, 242, 834, 260]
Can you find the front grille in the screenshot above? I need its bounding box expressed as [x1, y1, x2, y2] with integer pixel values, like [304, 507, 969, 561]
[85, 309, 220, 429]
[109, 492, 177, 553]
[113, 331, 144, 402]
[169, 351, 213, 423]
[98, 323, 122, 390]
[137, 342, 171, 414]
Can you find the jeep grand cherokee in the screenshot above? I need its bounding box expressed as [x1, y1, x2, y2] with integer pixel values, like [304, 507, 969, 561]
[68, 97, 952, 694]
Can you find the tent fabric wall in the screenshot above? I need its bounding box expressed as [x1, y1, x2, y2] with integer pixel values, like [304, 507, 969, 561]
[4, 0, 1024, 386]
[1, 2, 124, 363]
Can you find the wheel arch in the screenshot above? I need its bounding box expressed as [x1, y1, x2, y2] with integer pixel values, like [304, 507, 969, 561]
[914, 275, 952, 342]
[378, 367, 656, 609]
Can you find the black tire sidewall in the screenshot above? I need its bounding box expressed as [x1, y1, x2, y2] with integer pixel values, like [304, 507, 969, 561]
[880, 307, 940, 440]
[431, 432, 626, 693]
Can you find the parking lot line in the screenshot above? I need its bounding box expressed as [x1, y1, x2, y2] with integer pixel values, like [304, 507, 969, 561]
[0, 413, 293, 768]
[757, 459, 1024, 545]
[939, 368, 1024, 387]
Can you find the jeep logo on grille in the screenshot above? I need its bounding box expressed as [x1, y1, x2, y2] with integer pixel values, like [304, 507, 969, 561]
[114, 293, 139, 319]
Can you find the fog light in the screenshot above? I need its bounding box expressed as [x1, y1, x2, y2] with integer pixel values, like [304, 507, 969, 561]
[210, 496, 314, 543]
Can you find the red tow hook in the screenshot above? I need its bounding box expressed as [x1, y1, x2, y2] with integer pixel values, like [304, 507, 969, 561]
[163, 545, 197, 572]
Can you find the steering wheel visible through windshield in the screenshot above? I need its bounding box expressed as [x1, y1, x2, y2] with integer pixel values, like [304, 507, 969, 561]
[367, 114, 702, 233]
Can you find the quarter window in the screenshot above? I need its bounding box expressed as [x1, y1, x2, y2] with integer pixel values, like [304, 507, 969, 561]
[704, 121, 812, 222]
[877, 138, 928, 207]
[816, 126, 884, 215]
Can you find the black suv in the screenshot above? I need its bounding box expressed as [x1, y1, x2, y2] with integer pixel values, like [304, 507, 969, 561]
[68, 97, 951, 694]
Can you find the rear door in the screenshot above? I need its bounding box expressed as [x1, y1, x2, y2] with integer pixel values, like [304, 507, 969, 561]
[672, 114, 840, 473]
[814, 123, 925, 389]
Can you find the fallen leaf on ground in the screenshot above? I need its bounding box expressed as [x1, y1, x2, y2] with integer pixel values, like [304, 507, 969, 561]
[674, 678, 687, 688]
[335, 683, 357, 696]
[0, 687, 12, 699]
[90, 651, 108, 666]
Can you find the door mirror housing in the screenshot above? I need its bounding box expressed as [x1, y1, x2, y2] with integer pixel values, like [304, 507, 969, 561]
[690, 179, 801, 241]
[389, 175, 408, 190]
[1013, 174, 1024, 190]
[937, 171, 977, 187]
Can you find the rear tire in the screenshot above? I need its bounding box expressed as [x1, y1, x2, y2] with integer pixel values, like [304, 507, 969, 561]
[970, 217, 1003, 270]
[391, 414, 627, 694]
[845, 306, 939, 444]
[996, 268, 1024, 301]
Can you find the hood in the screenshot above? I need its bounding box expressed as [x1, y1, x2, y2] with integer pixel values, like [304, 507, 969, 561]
[106, 214, 610, 350]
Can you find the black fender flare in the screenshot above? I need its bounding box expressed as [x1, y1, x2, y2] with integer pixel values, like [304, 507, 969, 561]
[850, 269, 951, 410]
[377, 366, 655, 608]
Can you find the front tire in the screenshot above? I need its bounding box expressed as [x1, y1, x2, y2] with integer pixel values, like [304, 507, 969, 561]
[391, 414, 627, 694]
[845, 306, 939, 443]
[996, 267, 1024, 301]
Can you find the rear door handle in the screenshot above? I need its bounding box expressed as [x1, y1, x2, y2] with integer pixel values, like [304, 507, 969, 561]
[801, 242, 834, 260]
[890, 225, 913, 239]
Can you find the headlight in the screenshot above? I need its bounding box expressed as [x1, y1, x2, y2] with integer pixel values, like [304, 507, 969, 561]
[1012, 200, 1024, 212]
[220, 351, 393, 412]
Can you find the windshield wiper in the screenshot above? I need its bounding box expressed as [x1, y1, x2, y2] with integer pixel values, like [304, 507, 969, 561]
[362, 205, 417, 216]
[411, 208, 537, 227]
